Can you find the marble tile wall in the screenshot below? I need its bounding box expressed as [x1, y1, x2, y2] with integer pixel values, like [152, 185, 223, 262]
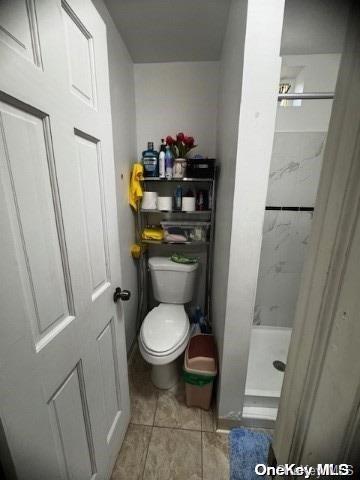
[267, 132, 326, 207]
[255, 132, 325, 327]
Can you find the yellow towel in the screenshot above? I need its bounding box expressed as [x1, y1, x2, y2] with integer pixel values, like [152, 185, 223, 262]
[129, 163, 144, 210]
[131, 243, 143, 259]
[142, 228, 164, 241]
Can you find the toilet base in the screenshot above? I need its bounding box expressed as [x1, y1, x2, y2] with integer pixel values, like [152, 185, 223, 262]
[151, 361, 179, 389]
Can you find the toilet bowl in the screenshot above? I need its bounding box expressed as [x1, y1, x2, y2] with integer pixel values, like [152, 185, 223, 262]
[138, 257, 198, 389]
[139, 303, 190, 388]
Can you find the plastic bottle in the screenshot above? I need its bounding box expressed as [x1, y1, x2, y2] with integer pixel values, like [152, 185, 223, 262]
[158, 139, 166, 178]
[175, 185, 182, 210]
[142, 142, 159, 177]
[165, 145, 173, 180]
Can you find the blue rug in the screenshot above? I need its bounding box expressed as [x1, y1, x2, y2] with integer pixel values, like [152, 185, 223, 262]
[229, 427, 272, 480]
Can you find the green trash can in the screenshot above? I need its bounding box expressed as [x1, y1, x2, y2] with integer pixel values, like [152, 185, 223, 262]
[183, 334, 217, 410]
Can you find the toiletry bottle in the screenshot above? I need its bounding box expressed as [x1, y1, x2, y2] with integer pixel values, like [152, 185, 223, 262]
[165, 145, 173, 180]
[158, 139, 166, 178]
[175, 185, 182, 210]
[142, 142, 159, 178]
[196, 190, 204, 210]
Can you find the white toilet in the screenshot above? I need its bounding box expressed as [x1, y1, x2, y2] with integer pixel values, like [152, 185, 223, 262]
[139, 256, 198, 389]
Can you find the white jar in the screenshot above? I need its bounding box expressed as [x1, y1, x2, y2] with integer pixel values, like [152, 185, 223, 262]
[173, 158, 186, 178]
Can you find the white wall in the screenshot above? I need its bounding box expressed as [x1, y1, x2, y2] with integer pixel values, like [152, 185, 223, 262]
[92, 0, 138, 352]
[212, 0, 247, 397]
[214, 0, 285, 421]
[134, 62, 220, 158]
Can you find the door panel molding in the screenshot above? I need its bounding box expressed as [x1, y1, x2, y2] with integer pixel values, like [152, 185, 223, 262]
[0, 96, 75, 349]
[62, 0, 97, 108]
[48, 361, 97, 480]
[0, 0, 42, 67]
[74, 128, 111, 301]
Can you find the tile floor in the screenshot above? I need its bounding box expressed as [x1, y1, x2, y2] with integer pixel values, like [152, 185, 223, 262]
[111, 347, 229, 480]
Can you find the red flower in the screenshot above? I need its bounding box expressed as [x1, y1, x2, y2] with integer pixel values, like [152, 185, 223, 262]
[184, 136, 194, 147]
[166, 135, 175, 145]
[176, 132, 185, 142]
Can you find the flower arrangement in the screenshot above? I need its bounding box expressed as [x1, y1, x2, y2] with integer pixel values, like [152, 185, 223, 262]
[166, 132, 197, 158]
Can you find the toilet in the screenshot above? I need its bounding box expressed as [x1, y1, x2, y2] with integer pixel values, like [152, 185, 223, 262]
[139, 256, 198, 389]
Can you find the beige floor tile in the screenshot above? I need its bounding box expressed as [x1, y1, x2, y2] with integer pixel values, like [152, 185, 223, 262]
[130, 371, 158, 426]
[201, 407, 216, 432]
[202, 432, 229, 480]
[143, 427, 202, 480]
[111, 424, 152, 480]
[154, 380, 202, 431]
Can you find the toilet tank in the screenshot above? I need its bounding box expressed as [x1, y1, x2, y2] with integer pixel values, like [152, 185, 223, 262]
[148, 257, 198, 304]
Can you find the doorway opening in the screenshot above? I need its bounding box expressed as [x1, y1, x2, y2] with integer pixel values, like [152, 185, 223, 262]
[244, 49, 343, 426]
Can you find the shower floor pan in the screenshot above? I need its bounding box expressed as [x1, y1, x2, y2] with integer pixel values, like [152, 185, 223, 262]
[243, 326, 292, 428]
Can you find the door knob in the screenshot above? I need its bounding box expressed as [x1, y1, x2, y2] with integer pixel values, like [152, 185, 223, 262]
[113, 287, 131, 303]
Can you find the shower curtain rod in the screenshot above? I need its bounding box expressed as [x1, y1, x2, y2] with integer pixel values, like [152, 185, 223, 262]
[278, 92, 335, 101]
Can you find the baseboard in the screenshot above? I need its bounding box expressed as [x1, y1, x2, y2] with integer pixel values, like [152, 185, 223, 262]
[216, 417, 242, 431]
[241, 415, 275, 430]
[217, 415, 275, 431]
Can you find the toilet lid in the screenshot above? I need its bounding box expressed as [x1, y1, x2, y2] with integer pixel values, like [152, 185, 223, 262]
[141, 304, 189, 354]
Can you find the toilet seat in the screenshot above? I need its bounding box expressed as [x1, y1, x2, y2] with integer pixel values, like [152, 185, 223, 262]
[139, 304, 190, 365]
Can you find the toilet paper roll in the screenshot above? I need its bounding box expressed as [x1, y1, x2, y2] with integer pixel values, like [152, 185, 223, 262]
[157, 196, 172, 211]
[142, 191, 158, 210]
[182, 197, 196, 212]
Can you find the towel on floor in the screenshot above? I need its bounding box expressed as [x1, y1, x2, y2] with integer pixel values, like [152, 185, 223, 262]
[229, 427, 272, 480]
[129, 163, 144, 210]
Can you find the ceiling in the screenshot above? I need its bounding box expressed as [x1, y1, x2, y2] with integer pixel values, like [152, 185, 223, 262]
[105, 0, 350, 64]
[104, 0, 231, 63]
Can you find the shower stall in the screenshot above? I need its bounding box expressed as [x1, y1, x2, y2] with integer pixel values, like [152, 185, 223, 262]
[243, 54, 341, 425]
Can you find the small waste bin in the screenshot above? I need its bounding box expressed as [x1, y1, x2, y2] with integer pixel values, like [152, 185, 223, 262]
[183, 334, 217, 410]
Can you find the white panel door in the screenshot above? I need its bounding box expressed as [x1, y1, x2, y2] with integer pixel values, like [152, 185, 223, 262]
[0, 0, 130, 478]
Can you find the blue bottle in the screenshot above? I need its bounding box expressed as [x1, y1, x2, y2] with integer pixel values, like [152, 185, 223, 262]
[142, 142, 158, 177]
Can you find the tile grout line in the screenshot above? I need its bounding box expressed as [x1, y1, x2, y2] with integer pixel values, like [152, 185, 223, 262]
[131, 410, 215, 433]
[152, 384, 160, 426]
[141, 425, 153, 480]
[143, 423, 203, 434]
[140, 382, 158, 479]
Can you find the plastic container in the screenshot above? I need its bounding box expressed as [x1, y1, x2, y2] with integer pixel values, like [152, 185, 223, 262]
[161, 221, 210, 243]
[186, 158, 215, 178]
[183, 334, 217, 410]
[182, 196, 196, 212]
